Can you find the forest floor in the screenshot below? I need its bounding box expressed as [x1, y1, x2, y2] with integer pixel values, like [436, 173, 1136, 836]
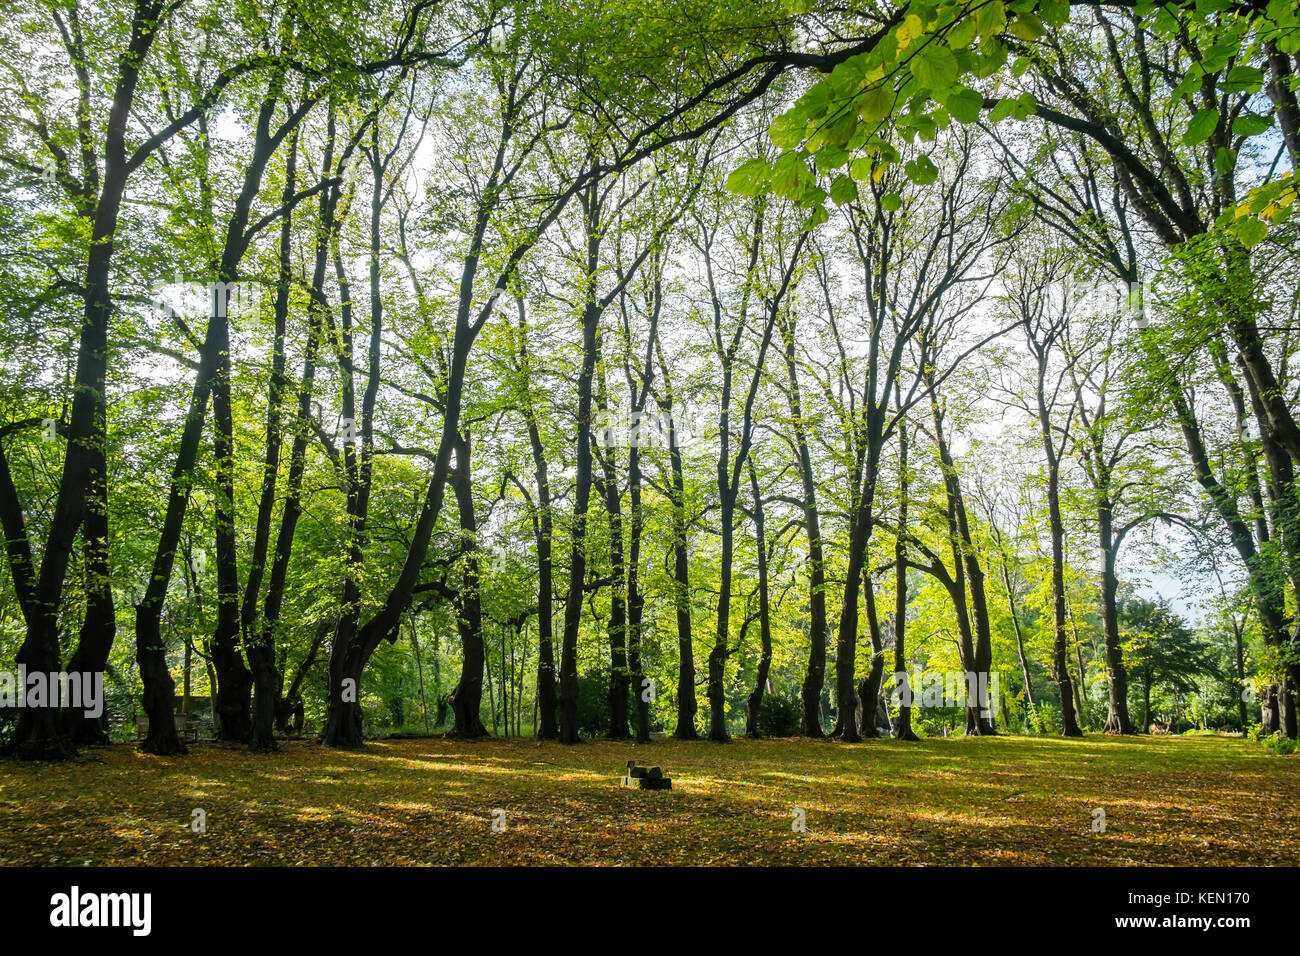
[0, 734, 1295, 866]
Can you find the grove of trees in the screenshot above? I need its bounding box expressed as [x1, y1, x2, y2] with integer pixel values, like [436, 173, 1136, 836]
[1, 0, 1297, 759]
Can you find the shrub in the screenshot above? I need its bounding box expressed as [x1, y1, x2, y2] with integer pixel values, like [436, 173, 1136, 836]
[1035, 702, 1060, 735]
[755, 693, 801, 738]
[576, 669, 612, 739]
[1260, 732, 1298, 756]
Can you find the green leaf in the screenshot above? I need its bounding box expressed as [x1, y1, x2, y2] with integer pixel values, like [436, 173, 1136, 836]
[881, 192, 902, 211]
[975, 36, 1007, 76]
[1222, 65, 1263, 94]
[725, 158, 770, 196]
[989, 97, 1017, 123]
[1232, 114, 1273, 137]
[858, 83, 895, 123]
[830, 173, 859, 205]
[896, 12, 924, 50]
[816, 109, 860, 150]
[769, 108, 809, 150]
[1038, 0, 1069, 27]
[976, 1, 1006, 35]
[1215, 147, 1237, 176]
[1183, 108, 1219, 146]
[947, 87, 983, 123]
[1233, 216, 1267, 250]
[910, 43, 959, 91]
[1172, 72, 1200, 102]
[904, 155, 939, 185]
[1202, 39, 1236, 73]
[849, 157, 876, 180]
[814, 145, 851, 172]
[946, 16, 977, 50]
[1152, 6, 1179, 36]
[772, 151, 809, 197]
[1008, 12, 1043, 41]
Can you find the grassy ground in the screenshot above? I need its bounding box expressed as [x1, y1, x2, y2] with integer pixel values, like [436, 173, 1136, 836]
[0, 734, 1295, 865]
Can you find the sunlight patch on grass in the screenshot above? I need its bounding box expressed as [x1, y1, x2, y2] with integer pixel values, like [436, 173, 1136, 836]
[1, 735, 1295, 865]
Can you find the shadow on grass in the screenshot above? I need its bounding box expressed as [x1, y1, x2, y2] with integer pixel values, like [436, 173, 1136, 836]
[0, 735, 1294, 866]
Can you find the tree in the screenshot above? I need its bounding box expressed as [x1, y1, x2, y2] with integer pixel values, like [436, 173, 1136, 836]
[1121, 594, 1218, 733]
[999, 247, 1084, 737]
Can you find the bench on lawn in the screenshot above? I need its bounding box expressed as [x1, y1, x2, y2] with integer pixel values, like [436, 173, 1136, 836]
[134, 712, 201, 741]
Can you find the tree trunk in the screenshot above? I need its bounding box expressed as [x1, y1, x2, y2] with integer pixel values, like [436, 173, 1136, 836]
[782, 325, 829, 739]
[529, 415, 559, 740]
[893, 423, 919, 741]
[1098, 501, 1133, 733]
[745, 463, 772, 738]
[1136, 301, 1297, 738]
[558, 182, 604, 745]
[8, 0, 163, 760]
[210, 299, 253, 743]
[1034, 376, 1083, 737]
[244, 129, 298, 753]
[995, 533, 1037, 728]
[559, 305, 597, 743]
[1232, 618, 1247, 732]
[856, 570, 885, 738]
[627, 415, 651, 744]
[657, 353, 697, 741]
[1142, 677, 1152, 734]
[708, 474, 734, 743]
[518, 298, 559, 739]
[63, 435, 114, 745]
[450, 431, 488, 738]
[412, 616, 430, 733]
[596, 375, 631, 740]
[1046, 467, 1083, 737]
[929, 387, 995, 734]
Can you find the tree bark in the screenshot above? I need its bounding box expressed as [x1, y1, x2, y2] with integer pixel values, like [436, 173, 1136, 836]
[893, 422, 919, 741]
[595, 372, 631, 740]
[744, 462, 773, 738]
[658, 347, 697, 740]
[9, 0, 166, 761]
[928, 385, 995, 734]
[450, 431, 488, 738]
[1029, 338, 1083, 738]
[517, 301, 559, 739]
[781, 321, 829, 739]
[856, 570, 885, 738]
[558, 185, 603, 745]
[1098, 502, 1133, 734]
[243, 130, 298, 753]
[627, 408, 652, 744]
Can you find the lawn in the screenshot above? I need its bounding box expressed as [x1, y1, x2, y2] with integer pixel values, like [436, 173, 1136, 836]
[1, 734, 1295, 866]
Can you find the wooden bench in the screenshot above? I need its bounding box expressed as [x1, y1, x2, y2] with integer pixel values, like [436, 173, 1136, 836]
[134, 713, 201, 741]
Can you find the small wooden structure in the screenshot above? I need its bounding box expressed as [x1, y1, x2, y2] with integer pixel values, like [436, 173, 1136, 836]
[619, 759, 672, 790]
[134, 712, 201, 742]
